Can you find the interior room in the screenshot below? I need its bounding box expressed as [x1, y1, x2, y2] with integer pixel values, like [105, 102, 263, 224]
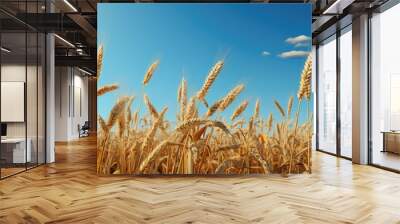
[370, 2, 400, 171]
[0, 0, 400, 223]
[0, 16, 46, 178]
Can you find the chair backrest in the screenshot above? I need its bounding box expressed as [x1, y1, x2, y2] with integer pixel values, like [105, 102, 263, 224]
[82, 121, 90, 129]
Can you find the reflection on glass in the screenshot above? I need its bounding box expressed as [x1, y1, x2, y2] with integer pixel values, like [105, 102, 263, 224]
[1, 32, 27, 177]
[27, 31, 38, 169]
[318, 35, 337, 154]
[38, 33, 46, 165]
[340, 27, 352, 158]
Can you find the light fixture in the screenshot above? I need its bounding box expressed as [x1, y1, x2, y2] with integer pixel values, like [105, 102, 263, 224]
[1, 47, 11, 53]
[322, 0, 354, 15]
[54, 34, 75, 48]
[63, 0, 78, 12]
[78, 67, 93, 76]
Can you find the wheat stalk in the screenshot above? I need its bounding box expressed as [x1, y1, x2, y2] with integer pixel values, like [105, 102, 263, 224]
[106, 96, 130, 129]
[141, 107, 168, 151]
[185, 97, 197, 120]
[219, 84, 245, 111]
[206, 99, 223, 117]
[266, 113, 273, 132]
[230, 100, 248, 121]
[274, 100, 285, 117]
[97, 45, 103, 79]
[97, 84, 119, 96]
[98, 115, 108, 133]
[287, 96, 294, 117]
[254, 98, 260, 118]
[297, 54, 312, 101]
[180, 78, 187, 108]
[143, 94, 159, 119]
[196, 60, 224, 101]
[142, 60, 160, 86]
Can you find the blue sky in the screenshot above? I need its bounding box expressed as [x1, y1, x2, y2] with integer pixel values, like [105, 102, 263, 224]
[98, 3, 312, 123]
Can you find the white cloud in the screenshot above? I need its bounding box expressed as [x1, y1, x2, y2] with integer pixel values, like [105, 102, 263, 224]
[285, 35, 311, 45]
[294, 42, 310, 48]
[261, 51, 270, 56]
[278, 50, 309, 59]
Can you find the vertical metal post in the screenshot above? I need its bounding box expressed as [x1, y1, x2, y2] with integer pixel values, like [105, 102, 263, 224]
[336, 28, 341, 157]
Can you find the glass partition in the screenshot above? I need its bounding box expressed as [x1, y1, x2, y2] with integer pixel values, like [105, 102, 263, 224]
[1, 31, 28, 177]
[0, 1, 46, 179]
[317, 35, 337, 154]
[339, 26, 352, 158]
[370, 3, 400, 171]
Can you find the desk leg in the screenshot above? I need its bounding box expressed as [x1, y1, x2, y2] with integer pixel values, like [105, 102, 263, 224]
[382, 133, 386, 153]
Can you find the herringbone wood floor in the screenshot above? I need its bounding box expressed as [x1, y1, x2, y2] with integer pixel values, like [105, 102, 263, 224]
[1, 136, 400, 224]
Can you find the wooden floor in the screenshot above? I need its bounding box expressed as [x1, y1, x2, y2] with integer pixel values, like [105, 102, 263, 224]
[1, 136, 400, 224]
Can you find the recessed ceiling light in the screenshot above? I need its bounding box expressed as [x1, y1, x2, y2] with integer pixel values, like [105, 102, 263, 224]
[78, 67, 93, 76]
[54, 34, 75, 48]
[1, 47, 11, 53]
[63, 0, 78, 12]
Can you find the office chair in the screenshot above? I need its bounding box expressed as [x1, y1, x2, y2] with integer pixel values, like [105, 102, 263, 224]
[79, 121, 90, 138]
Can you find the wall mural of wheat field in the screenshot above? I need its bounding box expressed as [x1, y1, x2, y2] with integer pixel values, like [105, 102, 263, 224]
[97, 3, 313, 175]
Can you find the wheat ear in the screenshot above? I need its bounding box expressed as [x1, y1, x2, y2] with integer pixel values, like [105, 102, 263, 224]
[97, 45, 103, 79]
[206, 99, 223, 117]
[266, 113, 273, 132]
[274, 100, 285, 117]
[287, 96, 294, 117]
[185, 97, 197, 120]
[196, 60, 224, 100]
[141, 107, 168, 151]
[254, 98, 260, 118]
[142, 60, 160, 86]
[219, 84, 245, 111]
[143, 94, 159, 119]
[106, 96, 130, 129]
[297, 54, 312, 101]
[230, 100, 249, 121]
[97, 83, 119, 96]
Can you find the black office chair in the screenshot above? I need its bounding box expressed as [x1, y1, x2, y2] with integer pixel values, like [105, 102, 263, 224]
[78, 121, 90, 138]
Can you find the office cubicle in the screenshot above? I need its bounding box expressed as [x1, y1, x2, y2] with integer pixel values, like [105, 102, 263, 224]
[0, 1, 46, 179]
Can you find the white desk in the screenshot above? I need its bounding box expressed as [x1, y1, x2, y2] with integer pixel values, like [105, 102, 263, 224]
[1, 138, 31, 163]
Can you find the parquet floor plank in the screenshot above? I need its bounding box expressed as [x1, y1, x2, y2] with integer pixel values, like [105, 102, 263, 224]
[0, 136, 399, 223]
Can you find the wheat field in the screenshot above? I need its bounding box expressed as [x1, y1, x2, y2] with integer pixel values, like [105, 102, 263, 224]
[96, 45, 313, 176]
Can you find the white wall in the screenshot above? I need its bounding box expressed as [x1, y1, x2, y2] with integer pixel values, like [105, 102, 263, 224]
[55, 67, 89, 141]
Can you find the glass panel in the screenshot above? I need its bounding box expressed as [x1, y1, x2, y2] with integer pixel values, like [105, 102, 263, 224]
[371, 4, 400, 171]
[339, 26, 352, 158]
[1, 31, 27, 177]
[38, 32, 45, 165]
[317, 35, 337, 154]
[27, 31, 38, 169]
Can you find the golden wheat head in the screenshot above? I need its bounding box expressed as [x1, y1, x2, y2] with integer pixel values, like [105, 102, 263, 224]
[143, 94, 159, 118]
[97, 45, 104, 79]
[297, 54, 312, 101]
[97, 83, 119, 96]
[196, 60, 224, 101]
[219, 84, 245, 111]
[231, 100, 249, 121]
[142, 60, 160, 86]
[106, 96, 130, 129]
